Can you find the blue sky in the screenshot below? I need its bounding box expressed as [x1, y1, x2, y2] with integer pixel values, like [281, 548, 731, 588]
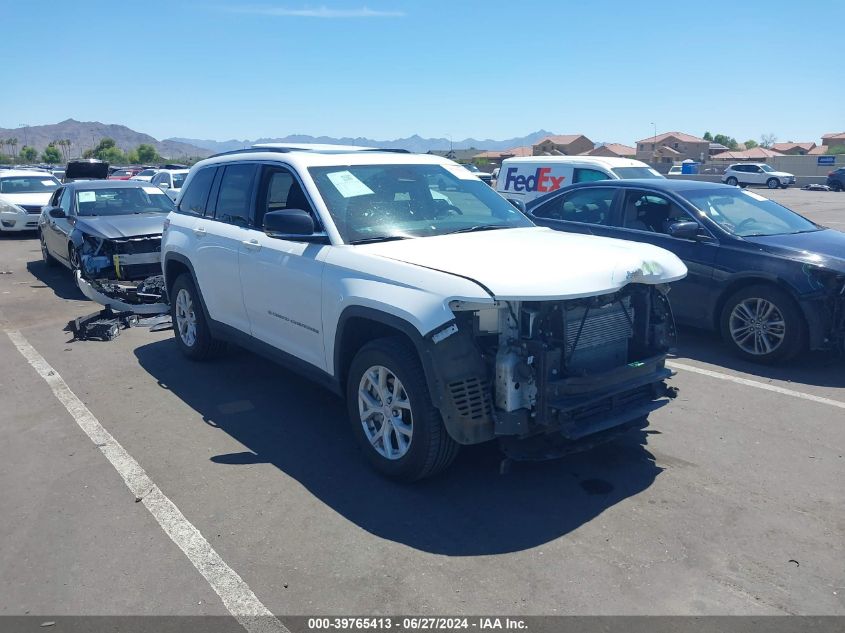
[2, 0, 843, 145]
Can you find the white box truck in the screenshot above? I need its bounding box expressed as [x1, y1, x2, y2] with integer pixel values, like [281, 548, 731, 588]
[496, 156, 662, 204]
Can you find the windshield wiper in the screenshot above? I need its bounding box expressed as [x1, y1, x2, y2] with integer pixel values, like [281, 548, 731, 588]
[444, 225, 508, 235]
[348, 235, 411, 245]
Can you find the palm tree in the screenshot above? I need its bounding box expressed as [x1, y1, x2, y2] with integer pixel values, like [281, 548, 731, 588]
[8, 137, 18, 161]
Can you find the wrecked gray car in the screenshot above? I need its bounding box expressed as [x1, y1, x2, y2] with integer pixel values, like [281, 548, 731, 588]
[38, 180, 172, 314]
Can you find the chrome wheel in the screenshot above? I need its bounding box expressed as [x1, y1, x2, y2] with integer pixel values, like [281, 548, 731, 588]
[174, 288, 197, 347]
[358, 365, 413, 460]
[729, 298, 786, 356]
[767, 178, 779, 189]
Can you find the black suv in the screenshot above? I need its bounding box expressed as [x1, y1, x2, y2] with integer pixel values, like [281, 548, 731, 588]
[826, 167, 845, 192]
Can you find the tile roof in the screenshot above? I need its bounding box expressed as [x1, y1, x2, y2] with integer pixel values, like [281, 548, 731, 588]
[771, 142, 816, 152]
[581, 143, 636, 156]
[635, 131, 707, 144]
[711, 147, 784, 160]
[822, 132, 845, 139]
[533, 135, 585, 146]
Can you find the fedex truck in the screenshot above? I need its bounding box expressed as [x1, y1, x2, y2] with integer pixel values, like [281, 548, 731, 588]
[496, 156, 662, 204]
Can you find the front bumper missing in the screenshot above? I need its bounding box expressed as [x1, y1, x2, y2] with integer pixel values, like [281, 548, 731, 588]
[76, 270, 169, 315]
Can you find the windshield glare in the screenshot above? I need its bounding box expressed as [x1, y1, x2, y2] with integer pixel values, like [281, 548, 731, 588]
[684, 188, 818, 237]
[612, 167, 664, 179]
[308, 164, 533, 243]
[759, 164, 774, 172]
[0, 176, 60, 194]
[75, 187, 175, 216]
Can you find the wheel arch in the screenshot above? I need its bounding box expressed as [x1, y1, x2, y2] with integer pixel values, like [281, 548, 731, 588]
[713, 274, 806, 336]
[163, 253, 211, 322]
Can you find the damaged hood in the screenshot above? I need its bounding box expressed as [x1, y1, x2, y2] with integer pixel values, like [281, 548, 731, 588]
[357, 226, 687, 300]
[73, 213, 167, 240]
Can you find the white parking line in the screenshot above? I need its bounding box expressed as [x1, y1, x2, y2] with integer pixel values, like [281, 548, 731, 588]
[6, 329, 288, 633]
[667, 360, 845, 410]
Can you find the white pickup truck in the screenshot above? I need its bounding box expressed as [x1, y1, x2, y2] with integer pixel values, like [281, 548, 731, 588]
[159, 147, 687, 480]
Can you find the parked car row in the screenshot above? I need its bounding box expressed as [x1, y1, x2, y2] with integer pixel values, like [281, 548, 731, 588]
[2, 145, 842, 481]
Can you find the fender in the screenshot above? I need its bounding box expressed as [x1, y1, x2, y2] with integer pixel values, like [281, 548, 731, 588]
[335, 305, 495, 445]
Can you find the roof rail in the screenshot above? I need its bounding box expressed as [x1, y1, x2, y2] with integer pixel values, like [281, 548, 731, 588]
[361, 148, 410, 153]
[209, 147, 292, 158]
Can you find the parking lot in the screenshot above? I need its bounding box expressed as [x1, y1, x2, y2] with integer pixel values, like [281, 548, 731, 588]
[0, 189, 843, 623]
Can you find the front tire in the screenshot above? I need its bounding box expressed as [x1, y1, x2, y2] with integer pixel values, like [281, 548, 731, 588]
[346, 337, 458, 481]
[170, 273, 224, 360]
[767, 178, 780, 189]
[831, 181, 842, 192]
[726, 176, 738, 186]
[720, 284, 805, 364]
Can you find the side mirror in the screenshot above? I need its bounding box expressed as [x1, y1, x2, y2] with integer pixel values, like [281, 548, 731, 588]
[507, 198, 526, 213]
[667, 220, 701, 240]
[264, 209, 315, 237]
[158, 182, 170, 190]
[48, 206, 66, 219]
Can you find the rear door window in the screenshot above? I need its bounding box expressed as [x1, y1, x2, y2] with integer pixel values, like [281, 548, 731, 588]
[213, 164, 258, 227]
[532, 187, 616, 225]
[178, 167, 217, 216]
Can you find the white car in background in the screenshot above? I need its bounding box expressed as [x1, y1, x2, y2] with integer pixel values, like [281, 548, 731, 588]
[722, 163, 796, 189]
[131, 168, 160, 182]
[0, 170, 61, 232]
[667, 165, 683, 176]
[151, 168, 190, 202]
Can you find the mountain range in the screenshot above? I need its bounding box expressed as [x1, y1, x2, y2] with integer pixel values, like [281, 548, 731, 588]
[167, 130, 556, 155]
[0, 119, 558, 160]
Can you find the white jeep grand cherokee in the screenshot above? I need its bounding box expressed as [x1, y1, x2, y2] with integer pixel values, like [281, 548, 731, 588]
[161, 147, 687, 480]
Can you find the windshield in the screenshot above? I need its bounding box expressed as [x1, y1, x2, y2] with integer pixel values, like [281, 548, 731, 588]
[0, 176, 60, 194]
[759, 164, 774, 173]
[309, 163, 533, 243]
[612, 167, 664, 179]
[75, 187, 175, 216]
[172, 173, 187, 189]
[138, 169, 157, 177]
[683, 188, 819, 237]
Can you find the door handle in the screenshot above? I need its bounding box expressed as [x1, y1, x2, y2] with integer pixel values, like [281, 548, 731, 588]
[193, 226, 206, 237]
[241, 239, 261, 251]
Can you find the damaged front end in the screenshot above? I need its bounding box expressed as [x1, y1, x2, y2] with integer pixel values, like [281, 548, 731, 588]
[428, 284, 679, 459]
[75, 233, 168, 314]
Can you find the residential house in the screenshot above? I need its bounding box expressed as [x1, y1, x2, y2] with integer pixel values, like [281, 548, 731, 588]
[427, 148, 483, 162]
[635, 132, 709, 165]
[472, 146, 532, 168]
[580, 143, 636, 158]
[821, 132, 845, 150]
[710, 147, 784, 161]
[709, 142, 730, 156]
[532, 135, 594, 156]
[771, 142, 817, 156]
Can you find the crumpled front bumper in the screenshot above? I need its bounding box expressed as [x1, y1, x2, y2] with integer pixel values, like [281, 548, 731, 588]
[76, 270, 169, 315]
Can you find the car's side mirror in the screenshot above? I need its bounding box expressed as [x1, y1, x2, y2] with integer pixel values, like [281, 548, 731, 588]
[48, 206, 66, 219]
[667, 220, 701, 240]
[264, 209, 316, 238]
[507, 198, 526, 213]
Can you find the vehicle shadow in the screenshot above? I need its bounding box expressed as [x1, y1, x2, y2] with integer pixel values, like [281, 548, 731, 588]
[25, 260, 87, 301]
[134, 339, 663, 556]
[674, 325, 844, 389]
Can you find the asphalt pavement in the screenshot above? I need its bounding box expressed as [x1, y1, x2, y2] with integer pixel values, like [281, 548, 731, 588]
[0, 189, 843, 622]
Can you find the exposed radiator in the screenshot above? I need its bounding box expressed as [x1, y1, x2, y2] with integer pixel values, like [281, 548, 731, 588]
[565, 298, 633, 372]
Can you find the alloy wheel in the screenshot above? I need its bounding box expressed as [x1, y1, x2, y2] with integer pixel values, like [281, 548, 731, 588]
[174, 288, 198, 347]
[358, 365, 413, 460]
[729, 297, 786, 356]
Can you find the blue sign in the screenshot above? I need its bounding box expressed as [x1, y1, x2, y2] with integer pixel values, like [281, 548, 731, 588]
[817, 155, 835, 165]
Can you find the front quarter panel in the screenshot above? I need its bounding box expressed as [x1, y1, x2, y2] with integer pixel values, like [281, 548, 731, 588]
[321, 246, 493, 376]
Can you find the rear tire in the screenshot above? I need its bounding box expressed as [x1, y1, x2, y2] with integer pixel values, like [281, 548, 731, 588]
[40, 231, 57, 267]
[767, 178, 779, 189]
[170, 273, 224, 361]
[720, 284, 805, 364]
[726, 176, 738, 186]
[346, 336, 459, 481]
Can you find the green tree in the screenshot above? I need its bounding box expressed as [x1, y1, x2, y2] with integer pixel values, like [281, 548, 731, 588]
[743, 139, 759, 149]
[760, 133, 777, 149]
[7, 137, 18, 160]
[89, 138, 127, 164]
[126, 150, 140, 164]
[712, 134, 739, 150]
[42, 145, 62, 163]
[827, 145, 845, 155]
[703, 131, 713, 141]
[19, 145, 38, 161]
[135, 144, 158, 163]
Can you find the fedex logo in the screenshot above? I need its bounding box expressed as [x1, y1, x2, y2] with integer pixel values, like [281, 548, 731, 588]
[503, 167, 566, 193]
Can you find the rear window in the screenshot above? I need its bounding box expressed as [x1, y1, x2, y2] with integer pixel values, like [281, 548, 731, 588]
[172, 173, 187, 189]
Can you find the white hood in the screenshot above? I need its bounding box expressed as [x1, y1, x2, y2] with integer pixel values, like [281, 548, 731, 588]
[0, 192, 53, 208]
[357, 227, 687, 301]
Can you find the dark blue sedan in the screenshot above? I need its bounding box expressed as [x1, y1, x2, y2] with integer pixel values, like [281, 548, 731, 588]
[525, 179, 845, 364]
